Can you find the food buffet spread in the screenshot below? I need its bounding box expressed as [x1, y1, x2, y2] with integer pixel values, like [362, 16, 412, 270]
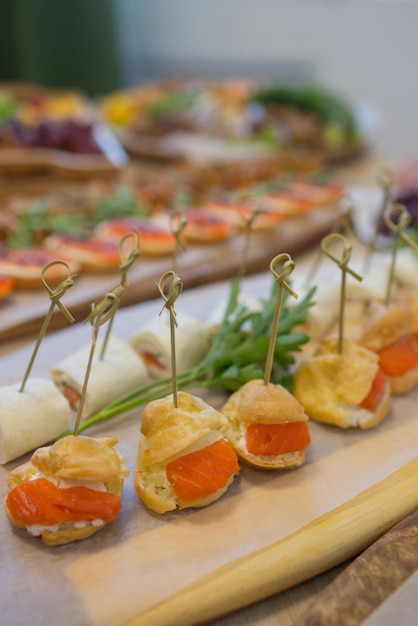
[1, 78, 418, 626]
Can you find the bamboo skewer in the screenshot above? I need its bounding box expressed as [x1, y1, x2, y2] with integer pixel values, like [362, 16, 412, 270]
[123, 456, 418, 626]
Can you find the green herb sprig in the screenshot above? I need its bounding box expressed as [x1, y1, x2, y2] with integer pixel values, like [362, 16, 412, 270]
[67, 278, 315, 436]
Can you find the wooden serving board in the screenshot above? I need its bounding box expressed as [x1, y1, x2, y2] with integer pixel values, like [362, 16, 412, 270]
[0, 205, 337, 342]
[1, 272, 418, 626]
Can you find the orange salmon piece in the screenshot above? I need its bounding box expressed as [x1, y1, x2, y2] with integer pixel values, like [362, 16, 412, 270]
[246, 421, 311, 456]
[0, 275, 13, 299]
[6, 477, 121, 526]
[378, 333, 418, 377]
[166, 438, 240, 502]
[360, 368, 387, 412]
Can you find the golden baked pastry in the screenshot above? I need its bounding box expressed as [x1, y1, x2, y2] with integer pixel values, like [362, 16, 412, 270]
[135, 391, 240, 513]
[5, 435, 129, 546]
[293, 337, 391, 429]
[221, 379, 311, 469]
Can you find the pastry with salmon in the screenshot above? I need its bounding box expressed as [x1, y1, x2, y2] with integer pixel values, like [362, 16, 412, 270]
[135, 391, 240, 513]
[356, 302, 418, 395]
[293, 337, 391, 429]
[220, 379, 311, 469]
[4, 435, 129, 546]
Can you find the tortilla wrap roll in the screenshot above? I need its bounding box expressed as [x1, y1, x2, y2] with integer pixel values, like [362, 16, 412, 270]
[51, 334, 149, 421]
[129, 312, 210, 380]
[0, 378, 71, 465]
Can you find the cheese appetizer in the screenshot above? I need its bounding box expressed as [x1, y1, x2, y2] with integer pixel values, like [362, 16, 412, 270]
[129, 312, 210, 380]
[221, 379, 311, 469]
[4, 435, 129, 546]
[293, 337, 391, 429]
[357, 302, 418, 395]
[135, 391, 240, 513]
[43, 233, 121, 272]
[94, 217, 176, 256]
[51, 334, 150, 421]
[0, 247, 80, 290]
[0, 378, 72, 465]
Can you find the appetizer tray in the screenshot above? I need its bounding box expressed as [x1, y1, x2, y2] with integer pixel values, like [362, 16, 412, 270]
[0, 82, 127, 180]
[99, 78, 370, 168]
[1, 271, 418, 626]
[0, 204, 338, 342]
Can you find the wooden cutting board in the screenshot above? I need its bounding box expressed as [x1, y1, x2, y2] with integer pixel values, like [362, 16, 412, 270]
[0, 205, 337, 342]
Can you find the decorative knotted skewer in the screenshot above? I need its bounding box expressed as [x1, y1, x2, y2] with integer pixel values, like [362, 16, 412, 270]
[321, 233, 363, 355]
[100, 232, 140, 358]
[303, 197, 355, 290]
[363, 166, 394, 273]
[238, 203, 261, 281]
[230, 189, 262, 281]
[334, 198, 357, 240]
[264, 253, 298, 386]
[19, 261, 76, 393]
[170, 209, 188, 274]
[157, 270, 184, 407]
[73, 290, 122, 435]
[383, 202, 418, 306]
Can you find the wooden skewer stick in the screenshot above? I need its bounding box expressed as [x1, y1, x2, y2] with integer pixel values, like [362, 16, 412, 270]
[73, 291, 121, 435]
[321, 233, 363, 355]
[363, 166, 394, 274]
[123, 456, 418, 626]
[100, 232, 140, 359]
[170, 209, 188, 275]
[19, 260, 76, 393]
[303, 196, 355, 290]
[264, 253, 298, 385]
[233, 191, 261, 281]
[383, 202, 418, 306]
[157, 271, 183, 408]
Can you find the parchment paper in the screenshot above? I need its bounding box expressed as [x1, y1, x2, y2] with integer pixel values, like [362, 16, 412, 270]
[1, 272, 417, 626]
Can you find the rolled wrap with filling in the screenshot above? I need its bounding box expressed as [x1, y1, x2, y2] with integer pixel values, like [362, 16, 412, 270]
[0, 378, 71, 465]
[129, 312, 210, 380]
[51, 334, 149, 421]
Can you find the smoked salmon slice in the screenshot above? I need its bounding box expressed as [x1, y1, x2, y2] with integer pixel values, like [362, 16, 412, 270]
[246, 421, 311, 456]
[166, 438, 240, 502]
[6, 477, 122, 526]
[360, 368, 387, 412]
[378, 333, 418, 377]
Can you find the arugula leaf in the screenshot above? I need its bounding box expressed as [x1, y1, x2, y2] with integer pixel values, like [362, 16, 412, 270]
[93, 186, 150, 222]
